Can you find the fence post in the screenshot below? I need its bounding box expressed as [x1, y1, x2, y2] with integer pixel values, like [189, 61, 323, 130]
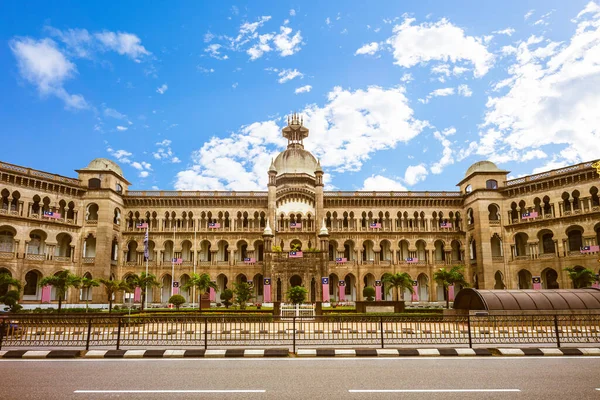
[554, 315, 561, 348]
[85, 318, 92, 350]
[116, 317, 122, 350]
[380, 316, 384, 349]
[204, 317, 208, 350]
[467, 315, 473, 348]
[293, 316, 296, 354]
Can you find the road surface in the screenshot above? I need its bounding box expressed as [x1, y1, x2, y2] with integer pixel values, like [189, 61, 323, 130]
[2, 356, 600, 399]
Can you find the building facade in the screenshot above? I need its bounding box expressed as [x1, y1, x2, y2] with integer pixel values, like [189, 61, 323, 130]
[1, 114, 599, 307]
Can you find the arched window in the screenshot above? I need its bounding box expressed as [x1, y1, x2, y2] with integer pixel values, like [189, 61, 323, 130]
[465, 184, 472, 193]
[88, 178, 101, 189]
[486, 179, 498, 189]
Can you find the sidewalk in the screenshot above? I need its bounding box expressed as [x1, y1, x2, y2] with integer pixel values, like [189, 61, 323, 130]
[1, 347, 599, 359]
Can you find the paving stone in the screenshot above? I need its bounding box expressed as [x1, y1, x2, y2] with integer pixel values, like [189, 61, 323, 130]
[579, 348, 600, 356]
[418, 349, 440, 356]
[143, 350, 166, 358]
[104, 350, 127, 358]
[455, 348, 476, 356]
[376, 349, 399, 357]
[164, 350, 186, 358]
[559, 348, 583, 356]
[521, 348, 544, 356]
[355, 349, 377, 357]
[2, 350, 29, 358]
[46, 350, 81, 358]
[183, 349, 206, 357]
[244, 349, 265, 357]
[398, 349, 419, 356]
[540, 348, 563, 356]
[225, 349, 245, 357]
[437, 348, 458, 356]
[316, 348, 335, 357]
[264, 348, 288, 357]
[84, 350, 108, 358]
[334, 349, 356, 357]
[204, 349, 226, 358]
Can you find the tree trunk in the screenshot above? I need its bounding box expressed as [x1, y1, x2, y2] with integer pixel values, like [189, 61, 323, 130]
[58, 296, 63, 314]
[198, 291, 202, 313]
[108, 298, 113, 313]
[85, 299, 89, 313]
[445, 287, 450, 309]
[141, 291, 145, 311]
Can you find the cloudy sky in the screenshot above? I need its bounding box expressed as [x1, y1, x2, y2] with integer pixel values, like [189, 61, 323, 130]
[2, 1, 599, 192]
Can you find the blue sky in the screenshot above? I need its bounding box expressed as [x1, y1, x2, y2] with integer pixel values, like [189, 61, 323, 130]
[1, 1, 599, 192]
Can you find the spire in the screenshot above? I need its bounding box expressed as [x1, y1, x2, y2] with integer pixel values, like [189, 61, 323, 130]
[269, 158, 277, 172]
[319, 218, 329, 236]
[315, 159, 323, 173]
[263, 218, 273, 236]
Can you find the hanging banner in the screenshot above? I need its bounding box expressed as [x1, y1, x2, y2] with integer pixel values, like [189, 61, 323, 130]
[338, 280, 346, 302]
[322, 277, 330, 302]
[263, 278, 271, 302]
[41, 285, 51, 303]
[134, 287, 141, 302]
[172, 281, 179, 295]
[412, 280, 419, 302]
[209, 286, 216, 301]
[532, 276, 542, 290]
[448, 284, 455, 301]
[375, 280, 382, 301]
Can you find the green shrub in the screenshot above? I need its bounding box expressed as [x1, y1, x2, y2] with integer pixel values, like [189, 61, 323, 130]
[169, 295, 186, 310]
[362, 286, 376, 301]
[220, 289, 234, 308]
[287, 286, 307, 304]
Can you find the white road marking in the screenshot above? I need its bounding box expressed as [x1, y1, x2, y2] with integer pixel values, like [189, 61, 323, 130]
[349, 389, 521, 393]
[75, 389, 266, 393]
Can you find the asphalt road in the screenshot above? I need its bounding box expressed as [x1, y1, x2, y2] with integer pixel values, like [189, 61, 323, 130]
[1, 357, 600, 399]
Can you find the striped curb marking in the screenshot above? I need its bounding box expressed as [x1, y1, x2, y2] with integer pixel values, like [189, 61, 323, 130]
[1, 348, 599, 358]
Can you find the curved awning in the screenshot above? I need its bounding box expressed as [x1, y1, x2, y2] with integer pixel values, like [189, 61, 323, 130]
[453, 288, 600, 311]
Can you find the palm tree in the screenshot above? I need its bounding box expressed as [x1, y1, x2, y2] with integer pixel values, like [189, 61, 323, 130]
[382, 272, 414, 301]
[80, 276, 99, 313]
[564, 267, 597, 289]
[182, 273, 217, 312]
[433, 266, 470, 309]
[39, 271, 81, 314]
[99, 279, 128, 313]
[128, 272, 160, 311]
[0, 273, 22, 292]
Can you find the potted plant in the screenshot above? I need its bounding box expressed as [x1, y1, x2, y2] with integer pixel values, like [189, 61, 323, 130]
[255, 302, 262, 310]
[331, 300, 338, 309]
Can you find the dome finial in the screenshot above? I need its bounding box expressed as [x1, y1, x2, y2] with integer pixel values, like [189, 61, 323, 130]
[319, 218, 329, 236]
[263, 218, 273, 236]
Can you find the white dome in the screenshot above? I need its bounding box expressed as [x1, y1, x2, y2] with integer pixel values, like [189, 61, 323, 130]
[273, 148, 318, 176]
[465, 161, 501, 177]
[84, 158, 124, 176]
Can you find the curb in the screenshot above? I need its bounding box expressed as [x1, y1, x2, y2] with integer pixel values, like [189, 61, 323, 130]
[1, 348, 599, 359]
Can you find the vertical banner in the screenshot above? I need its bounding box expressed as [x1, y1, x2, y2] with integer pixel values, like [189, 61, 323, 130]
[412, 280, 419, 302]
[134, 287, 141, 302]
[263, 278, 271, 302]
[322, 277, 330, 302]
[209, 286, 216, 301]
[448, 284, 455, 301]
[375, 280, 382, 301]
[532, 276, 542, 290]
[172, 281, 179, 295]
[41, 285, 51, 303]
[338, 280, 346, 302]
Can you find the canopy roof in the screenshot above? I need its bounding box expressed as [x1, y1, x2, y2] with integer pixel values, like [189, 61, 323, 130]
[453, 288, 600, 311]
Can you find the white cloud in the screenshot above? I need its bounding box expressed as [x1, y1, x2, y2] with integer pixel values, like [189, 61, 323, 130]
[175, 85, 427, 190]
[108, 149, 132, 163]
[493, 27, 516, 36]
[355, 42, 380, 56]
[277, 68, 303, 83]
[139, 171, 149, 178]
[386, 16, 495, 77]
[289, 9, 296, 16]
[232, 82, 238, 88]
[361, 175, 407, 191]
[272, 26, 303, 56]
[295, 85, 312, 94]
[400, 73, 413, 82]
[326, 17, 331, 25]
[403, 164, 428, 185]
[430, 127, 457, 174]
[524, 10, 535, 20]
[205, 43, 228, 60]
[474, 2, 600, 167]
[419, 87, 456, 103]
[94, 31, 150, 59]
[116, 125, 128, 131]
[457, 84, 473, 97]
[153, 139, 181, 164]
[104, 107, 126, 119]
[197, 66, 215, 73]
[156, 84, 168, 94]
[9, 37, 88, 109]
[239, 16, 272, 36]
[131, 161, 143, 170]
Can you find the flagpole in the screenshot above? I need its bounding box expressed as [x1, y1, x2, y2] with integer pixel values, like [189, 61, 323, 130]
[171, 224, 176, 298]
[144, 226, 149, 310]
[193, 220, 197, 308]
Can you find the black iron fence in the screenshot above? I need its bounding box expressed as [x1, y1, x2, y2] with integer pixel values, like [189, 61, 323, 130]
[1, 314, 599, 352]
